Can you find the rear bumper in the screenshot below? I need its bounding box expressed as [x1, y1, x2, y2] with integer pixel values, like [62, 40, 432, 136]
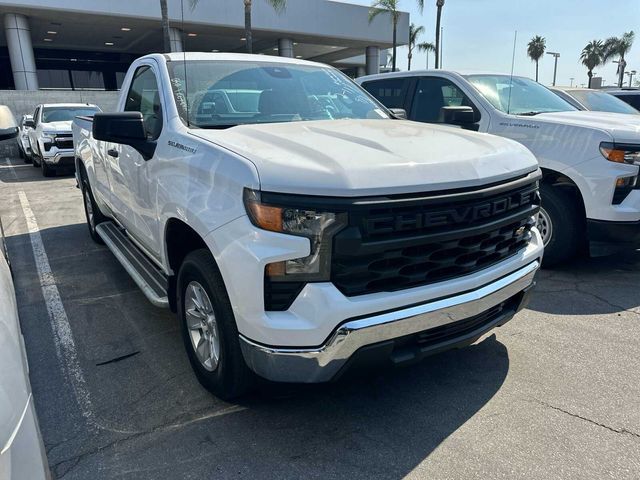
[239, 260, 538, 383]
[587, 219, 640, 254]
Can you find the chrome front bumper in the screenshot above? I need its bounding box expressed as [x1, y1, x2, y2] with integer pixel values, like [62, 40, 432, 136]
[42, 150, 74, 164]
[239, 261, 539, 383]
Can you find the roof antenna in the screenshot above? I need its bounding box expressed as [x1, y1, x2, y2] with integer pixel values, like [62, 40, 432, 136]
[507, 30, 517, 115]
[181, 0, 190, 127]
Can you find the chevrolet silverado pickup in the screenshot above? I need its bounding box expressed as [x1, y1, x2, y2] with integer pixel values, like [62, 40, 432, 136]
[359, 71, 640, 265]
[27, 103, 100, 176]
[73, 53, 543, 399]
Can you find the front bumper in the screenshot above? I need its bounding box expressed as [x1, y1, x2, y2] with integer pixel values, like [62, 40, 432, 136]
[42, 150, 74, 167]
[587, 219, 640, 252]
[239, 260, 539, 383]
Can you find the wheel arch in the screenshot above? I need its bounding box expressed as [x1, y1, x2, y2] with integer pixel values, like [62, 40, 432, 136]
[540, 167, 587, 219]
[164, 218, 211, 312]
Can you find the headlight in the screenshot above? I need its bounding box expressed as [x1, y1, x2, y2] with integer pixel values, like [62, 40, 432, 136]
[243, 188, 347, 281]
[600, 142, 640, 166]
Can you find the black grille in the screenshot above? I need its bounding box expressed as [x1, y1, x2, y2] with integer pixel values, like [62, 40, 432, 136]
[55, 135, 73, 150]
[331, 181, 539, 297]
[264, 280, 305, 311]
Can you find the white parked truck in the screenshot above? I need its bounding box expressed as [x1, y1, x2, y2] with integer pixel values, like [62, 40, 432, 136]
[27, 103, 100, 176]
[358, 71, 640, 265]
[73, 53, 543, 399]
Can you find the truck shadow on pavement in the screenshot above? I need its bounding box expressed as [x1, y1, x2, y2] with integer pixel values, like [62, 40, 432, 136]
[527, 250, 640, 316]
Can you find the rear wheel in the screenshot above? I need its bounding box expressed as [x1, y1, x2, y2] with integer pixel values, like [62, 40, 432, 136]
[80, 171, 106, 244]
[32, 154, 40, 167]
[177, 249, 254, 400]
[538, 183, 585, 267]
[18, 148, 24, 159]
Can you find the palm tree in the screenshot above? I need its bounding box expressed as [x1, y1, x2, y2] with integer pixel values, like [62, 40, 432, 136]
[160, 0, 171, 53]
[407, 24, 425, 71]
[418, 41, 436, 69]
[580, 40, 604, 88]
[369, 0, 401, 71]
[434, 0, 444, 68]
[604, 31, 635, 87]
[244, 0, 286, 54]
[527, 36, 546, 82]
[189, 0, 286, 54]
[370, 0, 426, 72]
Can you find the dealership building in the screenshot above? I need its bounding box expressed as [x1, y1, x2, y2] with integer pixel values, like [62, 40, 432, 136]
[0, 0, 408, 91]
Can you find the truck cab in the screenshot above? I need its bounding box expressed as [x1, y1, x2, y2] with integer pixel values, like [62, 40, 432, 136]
[358, 71, 640, 265]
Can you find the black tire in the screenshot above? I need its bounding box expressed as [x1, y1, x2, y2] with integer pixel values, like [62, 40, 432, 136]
[32, 154, 40, 167]
[18, 148, 24, 159]
[539, 183, 585, 267]
[23, 152, 32, 164]
[41, 160, 55, 177]
[177, 249, 254, 400]
[80, 169, 106, 244]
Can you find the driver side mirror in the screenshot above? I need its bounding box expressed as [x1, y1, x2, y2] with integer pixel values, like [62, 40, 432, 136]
[441, 106, 478, 130]
[389, 108, 407, 120]
[92, 112, 156, 160]
[24, 118, 35, 128]
[0, 106, 18, 141]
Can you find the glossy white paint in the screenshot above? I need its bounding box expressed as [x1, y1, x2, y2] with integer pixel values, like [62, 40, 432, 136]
[0, 222, 48, 479]
[358, 70, 640, 223]
[73, 53, 543, 348]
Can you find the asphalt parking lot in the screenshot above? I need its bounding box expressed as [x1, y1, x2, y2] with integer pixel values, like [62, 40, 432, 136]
[1, 151, 640, 480]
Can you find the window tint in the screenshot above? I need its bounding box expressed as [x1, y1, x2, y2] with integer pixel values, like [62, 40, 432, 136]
[570, 90, 639, 114]
[124, 66, 163, 139]
[361, 78, 409, 109]
[616, 94, 640, 110]
[410, 76, 477, 123]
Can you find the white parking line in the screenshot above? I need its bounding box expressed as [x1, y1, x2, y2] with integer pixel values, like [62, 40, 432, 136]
[18, 190, 96, 428]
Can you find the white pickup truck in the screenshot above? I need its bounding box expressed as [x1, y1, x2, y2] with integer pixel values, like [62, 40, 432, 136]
[26, 103, 100, 176]
[73, 53, 543, 399]
[358, 71, 640, 265]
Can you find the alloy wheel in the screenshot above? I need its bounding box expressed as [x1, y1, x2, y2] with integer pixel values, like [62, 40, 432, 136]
[185, 281, 220, 372]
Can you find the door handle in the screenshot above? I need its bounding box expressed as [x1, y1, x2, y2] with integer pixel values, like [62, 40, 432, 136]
[107, 148, 119, 158]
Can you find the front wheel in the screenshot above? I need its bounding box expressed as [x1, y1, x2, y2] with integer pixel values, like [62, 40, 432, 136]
[538, 184, 585, 267]
[177, 249, 254, 400]
[41, 160, 54, 177]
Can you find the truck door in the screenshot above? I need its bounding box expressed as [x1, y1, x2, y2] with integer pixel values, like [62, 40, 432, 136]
[107, 64, 164, 258]
[406, 76, 486, 131]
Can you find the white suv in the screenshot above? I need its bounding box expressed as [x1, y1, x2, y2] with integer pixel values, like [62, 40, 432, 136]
[27, 103, 100, 177]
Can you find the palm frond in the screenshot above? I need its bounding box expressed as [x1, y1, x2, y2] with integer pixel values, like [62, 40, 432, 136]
[266, 0, 286, 13]
[526, 35, 546, 62]
[418, 41, 436, 52]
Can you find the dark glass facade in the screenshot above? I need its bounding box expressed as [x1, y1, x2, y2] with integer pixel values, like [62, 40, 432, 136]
[0, 48, 141, 90]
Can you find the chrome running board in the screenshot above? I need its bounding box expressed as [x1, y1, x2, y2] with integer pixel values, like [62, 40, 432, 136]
[96, 222, 169, 308]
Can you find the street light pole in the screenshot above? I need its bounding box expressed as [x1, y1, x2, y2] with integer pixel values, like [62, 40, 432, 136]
[546, 51, 560, 86]
[570, 77, 574, 87]
[626, 70, 637, 87]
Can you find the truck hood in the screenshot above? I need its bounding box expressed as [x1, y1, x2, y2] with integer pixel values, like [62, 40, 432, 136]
[192, 119, 538, 196]
[536, 111, 640, 144]
[42, 120, 72, 133]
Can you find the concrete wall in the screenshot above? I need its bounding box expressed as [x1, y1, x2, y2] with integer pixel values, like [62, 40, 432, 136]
[0, 90, 120, 118]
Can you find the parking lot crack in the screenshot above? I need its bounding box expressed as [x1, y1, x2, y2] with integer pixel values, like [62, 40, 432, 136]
[537, 400, 640, 439]
[574, 286, 640, 317]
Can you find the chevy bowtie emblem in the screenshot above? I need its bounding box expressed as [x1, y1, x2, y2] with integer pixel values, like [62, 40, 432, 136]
[515, 226, 527, 236]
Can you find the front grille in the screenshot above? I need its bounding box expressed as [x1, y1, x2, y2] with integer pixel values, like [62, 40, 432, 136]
[54, 135, 73, 150]
[331, 180, 539, 297]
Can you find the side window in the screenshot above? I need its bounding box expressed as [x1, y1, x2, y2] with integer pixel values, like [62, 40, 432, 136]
[619, 95, 640, 110]
[361, 78, 410, 109]
[410, 77, 479, 123]
[124, 66, 163, 140]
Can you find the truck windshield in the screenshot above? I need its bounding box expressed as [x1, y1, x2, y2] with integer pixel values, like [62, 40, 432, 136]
[569, 90, 639, 114]
[167, 60, 390, 128]
[465, 75, 576, 116]
[42, 107, 100, 123]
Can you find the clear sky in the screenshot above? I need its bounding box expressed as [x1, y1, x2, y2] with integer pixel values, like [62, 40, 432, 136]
[342, 0, 640, 87]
